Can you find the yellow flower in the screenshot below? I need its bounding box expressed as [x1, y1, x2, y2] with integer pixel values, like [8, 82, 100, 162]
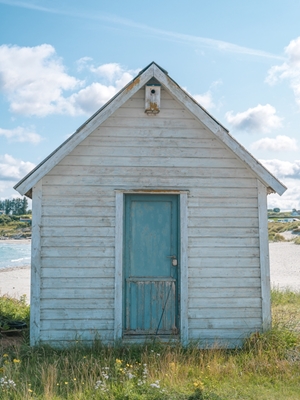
[73, 378, 76, 381]
[193, 380, 204, 390]
[3, 354, 8, 357]
[115, 358, 122, 364]
[4, 360, 10, 365]
[65, 382, 68, 385]
[13, 359, 21, 363]
[28, 389, 33, 393]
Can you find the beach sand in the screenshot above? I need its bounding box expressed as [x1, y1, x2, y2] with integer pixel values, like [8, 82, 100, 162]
[0, 266, 30, 301]
[0, 242, 299, 302]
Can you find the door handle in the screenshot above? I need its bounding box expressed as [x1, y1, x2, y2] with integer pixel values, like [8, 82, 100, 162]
[167, 255, 178, 266]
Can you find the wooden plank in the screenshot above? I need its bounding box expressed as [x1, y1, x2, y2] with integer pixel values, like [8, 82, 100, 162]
[41, 237, 114, 247]
[41, 298, 114, 309]
[190, 187, 257, 198]
[188, 277, 261, 288]
[189, 287, 261, 298]
[188, 247, 260, 258]
[41, 246, 114, 258]
[41, 277, 114, 289]
[42, 216, 115, 227]
[39, 329, 113, 341]
[41, 267, 114, 278]
[93, 126, 213, 139]
[41, 288, 114, 299]
[42, 205, 115, 217]
[41, 226, 114, 237]
[258, 180, 271, 331]
[101, 116, 200, 129]
[188, 257, 259, 268]
[190, 297, 261, 308]
[188, 328, 256, 339]
[189, 267, 261, 279]
[71, 145, 239, 158]
[42, 175, 257, 188]
[189, 318, 262, 329]
[40, 321, 114, 333]
[57, 156, 241, 169]
[122, 98, 183, 109]
[112, 107, 194, 119]
[48, 165, 251, 179]
[188, 197, 257, 208]
[42, 197, 114, 206]
[84, 137, 221, 148]
[42, 257, 114, 268]
[41, 309, 113, 320]
[188, 308, 261, 319]
[188, 217, 259, 228]
[189, 227, 259, 238]
[188, 206, 258, 217]
[189, 237, 259, 247]
[30, 179, 42, 346]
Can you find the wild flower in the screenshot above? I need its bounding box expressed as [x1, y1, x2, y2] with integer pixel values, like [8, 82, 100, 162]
[0, 376, 16, 391]
[13, 359, 21, 363]
[150, 380, 160, 389]
[193, 380, 204, 390]
[115, 358, 122, 364]
[127, 372, 135, 379]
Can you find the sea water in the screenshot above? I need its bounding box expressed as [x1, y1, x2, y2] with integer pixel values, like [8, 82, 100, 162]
[0, 241, 31, 270]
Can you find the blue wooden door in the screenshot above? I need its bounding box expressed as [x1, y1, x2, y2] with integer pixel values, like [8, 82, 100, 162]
[124, 194, 179, 335]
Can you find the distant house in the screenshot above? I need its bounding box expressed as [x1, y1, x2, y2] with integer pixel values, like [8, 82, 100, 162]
[291, 210, 300, 216]
[14, 62, 287, 348]
[0, 210, 4, 215]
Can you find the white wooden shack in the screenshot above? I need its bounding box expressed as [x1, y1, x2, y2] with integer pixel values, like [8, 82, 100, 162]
[15, 62, 287, 347]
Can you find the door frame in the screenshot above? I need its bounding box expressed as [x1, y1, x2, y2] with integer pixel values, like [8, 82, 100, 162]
[114, 190, 188, 344]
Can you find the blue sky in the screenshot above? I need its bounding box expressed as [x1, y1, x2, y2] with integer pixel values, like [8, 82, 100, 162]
[0, 0, 300, 210]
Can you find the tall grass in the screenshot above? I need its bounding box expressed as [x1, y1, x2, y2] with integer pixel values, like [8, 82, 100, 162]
[1, 290, 300, 399]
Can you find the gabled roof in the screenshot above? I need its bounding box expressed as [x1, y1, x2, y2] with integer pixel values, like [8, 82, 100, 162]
[14, 61, 287, 198]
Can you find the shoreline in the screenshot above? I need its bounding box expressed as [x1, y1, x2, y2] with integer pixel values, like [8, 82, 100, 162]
[0, 239, 31, 244]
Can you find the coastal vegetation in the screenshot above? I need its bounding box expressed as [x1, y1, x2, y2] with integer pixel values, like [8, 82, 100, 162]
[0, 290, 300, 399]
[0, 215, 31, 239]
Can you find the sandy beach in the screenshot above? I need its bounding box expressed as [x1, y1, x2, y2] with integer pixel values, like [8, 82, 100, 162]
[0, 242, 299, 302]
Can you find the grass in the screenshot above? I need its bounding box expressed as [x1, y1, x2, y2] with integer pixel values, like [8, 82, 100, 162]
[1, 291, 300, 399]
[268, 221, 300, 243]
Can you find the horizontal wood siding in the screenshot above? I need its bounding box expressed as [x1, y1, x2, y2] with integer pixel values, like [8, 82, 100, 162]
[40, 87, 261, 345]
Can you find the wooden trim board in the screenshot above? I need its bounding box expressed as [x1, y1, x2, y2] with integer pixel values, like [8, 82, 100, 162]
[30, 179, 42, 345]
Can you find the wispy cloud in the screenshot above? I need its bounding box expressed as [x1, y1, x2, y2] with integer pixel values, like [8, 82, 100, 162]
[266, 37, 300, 108]
[0, 0, 285, 60]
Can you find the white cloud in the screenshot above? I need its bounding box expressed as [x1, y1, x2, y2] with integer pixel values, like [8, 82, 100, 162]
[0, 127, 43, 144]
[225, 104, 283, 133]
[266, 37, 300, 108]
[260, 159, 300, 210]
[0, 45, 136, 117]
[193, 91, 215, 110]
[251, 135, 298, 152]
[260, 159, 300, 179]
[0, 44, 82, 116]
[0, 154, 35, 181]
[68, 82, 118, 115]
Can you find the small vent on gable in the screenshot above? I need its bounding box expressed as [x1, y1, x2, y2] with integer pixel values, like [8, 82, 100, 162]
[145, 84, 161, 115]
